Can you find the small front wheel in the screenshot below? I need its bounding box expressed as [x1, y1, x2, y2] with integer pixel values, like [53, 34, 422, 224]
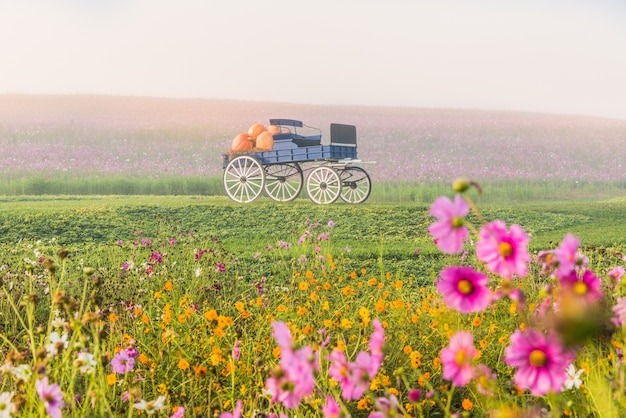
[264, 163, 303, 202]
[223, 155, 265, 203]
[306, 166, 341, 204]
[339, 167, 371, 204]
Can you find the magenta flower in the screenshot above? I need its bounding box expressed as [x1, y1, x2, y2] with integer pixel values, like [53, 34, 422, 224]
[428, 195, 470, 254]
[612, 297, 626, 327]
[232, 340, 241, 361]
[554, 233, 588, 277]
[219, 399, 242, 418]
[322, 396, 341, 418]
[441, 331, 477, 387]
[476, 220, 530, 279]
[328, 320, 385, 400]
[265, 322, 318, 409]
[504, 328, 575, 396]
[436, 266, 492, 313]
[36, 377, 65, 418]
[111, 349, 135, 374]
[170, 407, 185, 418]
[609, 266, 625, 283]
[558, 269, 603, 305]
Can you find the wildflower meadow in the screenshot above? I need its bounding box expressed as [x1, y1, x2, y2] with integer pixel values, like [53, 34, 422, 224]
[1, 178, 625, 417]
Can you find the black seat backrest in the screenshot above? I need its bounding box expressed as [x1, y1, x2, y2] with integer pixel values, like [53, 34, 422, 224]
[330, 123, 357, 146]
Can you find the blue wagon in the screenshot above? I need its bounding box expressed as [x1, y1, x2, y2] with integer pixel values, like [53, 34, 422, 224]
[222, 119, 372, 204]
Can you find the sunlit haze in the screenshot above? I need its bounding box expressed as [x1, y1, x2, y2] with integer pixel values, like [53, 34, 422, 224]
[1, 0, 626, 120]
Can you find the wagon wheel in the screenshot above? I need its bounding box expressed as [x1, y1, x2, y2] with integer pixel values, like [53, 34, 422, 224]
[264, 163, 303, 202]
[339, 167, 372, 204]
[223, 155, 265, 203]
[306, 166, 342, 204]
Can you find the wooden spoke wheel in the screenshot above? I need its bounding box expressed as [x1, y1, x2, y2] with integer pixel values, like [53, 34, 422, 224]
[264, 163, 303, 202]
[306, 166, 341, 204]
[339, 167, 372, 204]
[223, 155, 265, 203]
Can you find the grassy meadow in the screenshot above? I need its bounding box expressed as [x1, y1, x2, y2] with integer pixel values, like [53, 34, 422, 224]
[0, 95, 625, 417]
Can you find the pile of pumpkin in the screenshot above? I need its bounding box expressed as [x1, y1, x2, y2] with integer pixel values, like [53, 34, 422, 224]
[230, 123, 283, 152]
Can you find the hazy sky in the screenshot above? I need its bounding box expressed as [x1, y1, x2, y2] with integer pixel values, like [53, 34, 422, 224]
[2, 0, 626, 120]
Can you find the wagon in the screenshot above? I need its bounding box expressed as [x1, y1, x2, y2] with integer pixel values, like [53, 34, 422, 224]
[222, 119, 373, 204]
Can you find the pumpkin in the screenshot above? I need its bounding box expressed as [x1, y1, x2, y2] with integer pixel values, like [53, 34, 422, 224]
[231, 133, 253, 151]
[266, 124, 280, 135]
[255, 131, 274, 150]
[248, 123, 265, 140]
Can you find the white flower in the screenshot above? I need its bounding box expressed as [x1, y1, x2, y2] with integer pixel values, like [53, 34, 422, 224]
[74, 352, 96, 374]
[563, 363, 584, 391]
[133, 396, 167, 415]
[0, 391, 17, 418]
[45, 331, 69, 358]
[11, 364, 32, 382]
[195, 267, 202, 277]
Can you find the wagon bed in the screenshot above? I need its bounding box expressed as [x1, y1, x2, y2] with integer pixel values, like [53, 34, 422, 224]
[222, 119, 372, 204]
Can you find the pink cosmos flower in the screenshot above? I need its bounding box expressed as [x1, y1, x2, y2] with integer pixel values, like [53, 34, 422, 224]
[220, 400, 242, 418]
[558, 269, 603, 305]
[474, 364, 497, 396]
[609, 266, 625, 283]
[232, 340, 241, 361]
[428, 195, 470, 254]
[504, 328, 575, 396]
[441, 331, 477, 387]
[554, 233, 588, 277]
[170, 406, 185, 418]
[476, 220, 530, 279]
[322, 396, 341, 418]
[265, 322, 317, 409]
[436, 266, 492, 313]
[36, 377, 65, 418]
[328, 320, 385, 400]
[612, 297, 626, 327]
[111, 349, 135, 374]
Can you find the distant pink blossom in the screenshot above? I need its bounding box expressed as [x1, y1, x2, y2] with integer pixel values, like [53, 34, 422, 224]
[232, 340, 241, 361]
[476, 220, 530, 279]
[504, 328, 574, 396]
[612, 297, 626, 327]
[428, 195, 469, 254]
[436, 266, 492, 313]
[554, 234, 587, 277]
[609, 266, 625, 283]
[170, 406, 185, 418]
[441, 331, 477, 387]
[36, 377, 65, 418]
[111, 349, 135, 374]
[474, 364, 497, 396]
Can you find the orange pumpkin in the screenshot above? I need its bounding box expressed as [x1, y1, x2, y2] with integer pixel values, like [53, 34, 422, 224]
[255, 131, 274, 150]
[231, 133, 253, 151]
[266, 124, 280, 135]
[248, 123, 265, 140]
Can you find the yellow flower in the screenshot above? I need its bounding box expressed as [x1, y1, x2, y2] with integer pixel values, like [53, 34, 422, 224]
[164, 281, 173, 291]
[340, 318, 353, 329]
[388, 387, 399, 396]
[299, 281, 309, 291]
[235, 301, 245, 311]
[106, 373, 116, 385]
[462, 398, 473, 411]
[357, 397, 371, 410]
[109, 312, 118, 323]
[310, 291, 319, 302]
[359, 307, 370, 319]
[323, 282, 331, 290]
[368, 277, 377, 286]
[154, 291, 162, 299]
[157, 383, 168, 394]
[375, 299, 385, 313]
[178, 358, 190, 370]
[204, 309, 218, 321]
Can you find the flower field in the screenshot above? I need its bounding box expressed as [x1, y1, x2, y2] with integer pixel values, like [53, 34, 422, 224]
[1, 186, 626, 417]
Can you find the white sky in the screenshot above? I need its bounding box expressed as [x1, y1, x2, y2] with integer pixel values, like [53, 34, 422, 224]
[1, 0, 626, 120]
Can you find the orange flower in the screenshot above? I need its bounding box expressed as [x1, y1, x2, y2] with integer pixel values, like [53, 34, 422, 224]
[204, 309, 218, 321]
[164, 281, 173, 291]
[299, 281, 309, 291]
[462, 398, 473, 411]
[106, 373, 116, 385]
[109, 312, 118, 323]
[194, 365, 207, 378]
[375, 299, 385, 313]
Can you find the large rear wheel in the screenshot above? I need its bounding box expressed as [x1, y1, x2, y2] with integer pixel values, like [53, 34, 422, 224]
[223, 155, 265, 203]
